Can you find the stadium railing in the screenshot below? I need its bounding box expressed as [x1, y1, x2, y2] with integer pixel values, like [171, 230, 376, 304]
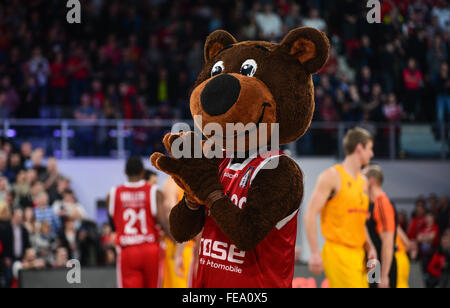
[0, 119, 448, 160]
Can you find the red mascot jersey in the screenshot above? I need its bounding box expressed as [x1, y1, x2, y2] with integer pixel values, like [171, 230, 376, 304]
[196, 150, 299, 288]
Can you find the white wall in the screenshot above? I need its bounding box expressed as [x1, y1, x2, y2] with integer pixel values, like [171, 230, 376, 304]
[58, 157, 450, 261]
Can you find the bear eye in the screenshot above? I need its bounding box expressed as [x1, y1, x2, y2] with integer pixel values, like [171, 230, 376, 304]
[211, 61, 224, 77]
[240, 59, 257, 77]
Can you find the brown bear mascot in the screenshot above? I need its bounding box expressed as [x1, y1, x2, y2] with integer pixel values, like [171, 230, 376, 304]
[151, 27, 329, 288]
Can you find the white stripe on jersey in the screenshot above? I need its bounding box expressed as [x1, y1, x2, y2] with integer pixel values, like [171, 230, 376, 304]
[276, 209, 299, 230]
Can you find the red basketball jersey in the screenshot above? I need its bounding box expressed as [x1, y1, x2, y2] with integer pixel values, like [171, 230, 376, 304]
[196, 150, 299, 288]
[109, 181, 159, 247]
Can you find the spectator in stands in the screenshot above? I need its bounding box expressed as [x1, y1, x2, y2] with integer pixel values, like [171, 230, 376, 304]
[403, 58, 424, 121]
[50, 176, 71, 205]
[23, 207, 36, 237]
[20, 142, 32, 169]
[34, 191, 61, 237]
[302, 7, 327, 33]
[104, 247, 116, 266]
[53, 189, 86, 229]
[32, 221, 56, 266]
[435, 62, 450, 124]
[431, 0, 450, 31]
[2, 208, 31, 264]
[74, 93, 98, 156]
[5, 152, 23, 184]
[0, 177, 11, 204]
[398, 210, 409, 231]
[417, 212, 440, 268]
[1, 76, 20, 116]
[429, 194, 441, 215]
[29, 181, 45, 206]
[255, 3, 283, 40]
[13, 170, 32, 209]
[363, 83, 384, 120]
[91, 79, 105, 111]
[408, 198, 427, 240]
[31, 148, 46, 180]
[49, 51, 68, 107]
[0, 92, 9, 119]
[28, 47, 50, 102]
[426, 228, 450, 288]
[427, 35, 448, 79]
[284, 3, 302, 32]
[383, 93, 405, 123]
[58, 218, 79, 260]
[67, 47, 90, 106]
[358, 66, 374, 102]
[0, 152, 7, 177]
[52, 246, 69, 269]
[12, 248, 45, 288]
[41, 157, 63, 204]
[17, 76, 40, 119]
[437, 196, 449, 235]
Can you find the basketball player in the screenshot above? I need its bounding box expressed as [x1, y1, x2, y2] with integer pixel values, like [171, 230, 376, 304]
[161, 177, 196, 288]
[305, 127, 376, 288]
[108, 157, 170, 288]
[364, 165, 398, 288]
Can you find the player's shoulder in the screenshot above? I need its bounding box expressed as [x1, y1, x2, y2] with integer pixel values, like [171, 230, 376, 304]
[320, 166, 340, 182]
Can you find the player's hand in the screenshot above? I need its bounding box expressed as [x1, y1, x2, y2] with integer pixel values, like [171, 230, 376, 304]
[151, 131, 223, 206]
[174, 254, 185, 278]
[367, 247, 377, 263]
[378, 276, 390, 288]
[308, 252, 323, 275]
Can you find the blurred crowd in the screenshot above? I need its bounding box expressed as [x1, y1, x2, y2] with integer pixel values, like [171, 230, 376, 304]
[0, 0, 449, 157]
[398, 194, 450, 288]
[0, 137, 112, 288]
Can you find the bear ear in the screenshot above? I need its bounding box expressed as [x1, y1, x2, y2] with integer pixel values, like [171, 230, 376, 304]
[280, 27, 330, 74]
[204, 30, 238, 63]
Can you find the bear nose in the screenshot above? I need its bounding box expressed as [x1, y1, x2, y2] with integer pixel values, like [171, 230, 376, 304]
[201, 74, 241, 116]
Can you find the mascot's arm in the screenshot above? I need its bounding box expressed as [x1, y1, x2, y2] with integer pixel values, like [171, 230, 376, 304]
[209, 156, 303, 251]
[169, 197, 205, 243]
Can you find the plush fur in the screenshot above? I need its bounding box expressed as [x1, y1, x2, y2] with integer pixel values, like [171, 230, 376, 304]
[151, 27, 329, 251]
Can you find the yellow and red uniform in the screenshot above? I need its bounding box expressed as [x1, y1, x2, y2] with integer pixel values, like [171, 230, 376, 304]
[320, 164, 370, 288]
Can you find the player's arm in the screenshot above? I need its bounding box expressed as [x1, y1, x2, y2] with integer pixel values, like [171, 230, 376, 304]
[379, 231, 395, 288]
[162, 177, 180, 212]
[305, 168, 338, 255]
[365, 224, 377, 261]
[207, 156, 303, 251]
[397, 225, 411, 251]
[174, 242, 188, 277]
[155, 190, 175, 242]
[105, 192, 115, 232]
